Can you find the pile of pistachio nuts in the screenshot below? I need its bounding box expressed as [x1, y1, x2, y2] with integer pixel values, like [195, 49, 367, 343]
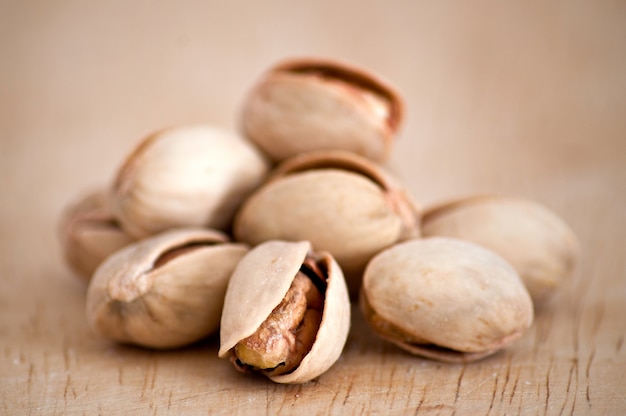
[59, 57, 579, 384]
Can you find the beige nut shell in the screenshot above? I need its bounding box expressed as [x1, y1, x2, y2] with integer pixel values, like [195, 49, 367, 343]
[240, 58, 404, 163]
[86, 228, 248, 349]
[219, 240, 351, 384]
[361, 237, 534, 363]
[110, 124, 270, 238]
[233, 150, 420, 297]
[59, 189, 134, 281]
[421, 195, 580, 304]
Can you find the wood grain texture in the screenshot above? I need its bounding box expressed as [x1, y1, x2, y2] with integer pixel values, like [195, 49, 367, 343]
[1, 1, 625, 414]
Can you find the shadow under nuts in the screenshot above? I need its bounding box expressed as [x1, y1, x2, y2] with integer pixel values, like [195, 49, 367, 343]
[219, 240, 350, 384]
[421, 195, 580, 304]
[233, 150, 420, 298]
[240, 58, 404, 164]
[360, 237, 534, 363]
[86, 228, 248, 349]
[110, 124, 270, 239]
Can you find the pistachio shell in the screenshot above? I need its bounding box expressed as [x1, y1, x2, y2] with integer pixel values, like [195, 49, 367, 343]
[86, 228, 248, 349]
[233, 150, 420, 297]
[240, 58, 404, 163]
[219, 240, 351, 384]
[421, 195, 580, 304]
[360, 237, 534, 363]
[58, 189, 135, 281]
[110, 125, 270, 238]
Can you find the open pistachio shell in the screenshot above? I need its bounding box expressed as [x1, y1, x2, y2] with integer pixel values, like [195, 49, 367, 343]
[360, 237, 534, 363]
[86, 228, 248, 349]
[421, 195, 580, 304]
[59, 189, 135, 281]
[110, 124, 270, 238]
[219, 240, 351, 384]
[240, 58, 404, 163]
[233, 150, 420, 297]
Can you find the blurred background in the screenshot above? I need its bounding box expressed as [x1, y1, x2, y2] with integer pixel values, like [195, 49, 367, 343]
[1, 0, 625, 243]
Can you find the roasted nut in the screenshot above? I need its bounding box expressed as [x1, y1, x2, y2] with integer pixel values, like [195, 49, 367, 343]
[86, 228, 248, 349]
[421, 195, 580, 304]
[233, 150, 420, 297]
[240, 58, 404, 163]
[219, 240, 350, 384]
[110, 124, 270, 238]
[58, 189, 134, 281]
[360, 237, 534, 363]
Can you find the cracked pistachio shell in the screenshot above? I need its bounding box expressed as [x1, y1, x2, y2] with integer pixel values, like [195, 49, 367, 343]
[421, 195, 580, 304]
[58, 189, 135, 282]
[110, 124, 270, 238]
[240, 58, 404, 163]
[219, 240, 350, 384]
[233, 150, 420, 297]
[86, 228, 248, 349]
[360, 237, 534, 363]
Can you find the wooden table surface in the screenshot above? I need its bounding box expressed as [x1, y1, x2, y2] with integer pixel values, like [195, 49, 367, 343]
[2, 1, 625, 414]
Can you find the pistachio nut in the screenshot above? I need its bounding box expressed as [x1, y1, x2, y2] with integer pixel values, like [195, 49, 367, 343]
[59, 189, 135, 282]
[233, 150, 420, 297]
[86, 228, 248, 349]
[360, 237, 534, 363]
[240, 58, 404, 163]
[219, 240, 350, 384]
[421, 195, 579, 304]
[110, 124, 270, 238]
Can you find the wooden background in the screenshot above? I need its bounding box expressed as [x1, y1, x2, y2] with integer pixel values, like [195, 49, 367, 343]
[1, 1, 625, 414]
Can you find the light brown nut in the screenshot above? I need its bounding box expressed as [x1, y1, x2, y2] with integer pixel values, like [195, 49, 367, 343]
[233, 150, 420, 298]
[360, 237, 534, 363]
[219, 240, 351, 384]
[240, 58, 404, 163]
[421, 195, 580, 304]
[86, 228, 248, 349]
[58, 189, 135, 282]
[110, 124, 270, 238]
